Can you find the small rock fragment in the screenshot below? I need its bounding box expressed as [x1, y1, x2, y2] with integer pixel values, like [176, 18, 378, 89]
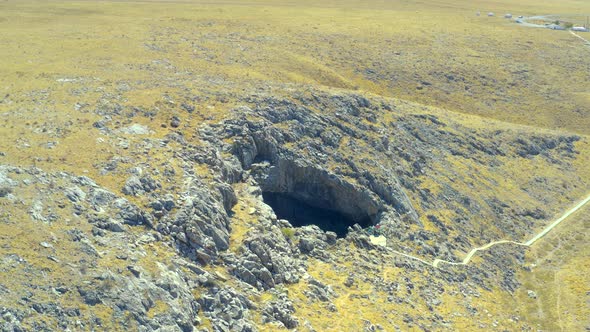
[170, 116, 181, 128]
[40, 242, 53, 249]
[527, 290, 537, 299]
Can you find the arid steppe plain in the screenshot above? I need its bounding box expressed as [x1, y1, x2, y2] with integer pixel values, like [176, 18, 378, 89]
[0, 0, 589, 331]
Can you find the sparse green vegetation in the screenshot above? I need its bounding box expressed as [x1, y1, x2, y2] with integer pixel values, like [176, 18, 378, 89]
[281, 227, 296, 240]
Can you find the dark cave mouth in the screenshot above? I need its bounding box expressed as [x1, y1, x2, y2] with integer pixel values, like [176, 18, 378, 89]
[262, 192, 372, 238]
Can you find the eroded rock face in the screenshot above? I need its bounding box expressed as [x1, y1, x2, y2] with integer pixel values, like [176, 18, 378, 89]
[198, 287, 257, 332]
[0, 166, 202, 331]
[200, 103, 420, 239]
[262, 292, 298, 329]
[200, 93, 582, 254]
[231, 226, 302, 290]
[76, 269, 200, 332]
[2, 89, 585, 331]
[171, 177, 232, 265]
[256, 158, 380, 224]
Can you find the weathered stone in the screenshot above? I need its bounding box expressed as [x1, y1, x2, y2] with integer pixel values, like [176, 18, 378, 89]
[198, 287, 257, 331]
[527, 290, 537, 299]
[170, 116, 181, 128]
[232, 228, 301, 290]
[262, 293, 298, 329]
[122, 176, 144, 196]
[64, 186, 86, 202]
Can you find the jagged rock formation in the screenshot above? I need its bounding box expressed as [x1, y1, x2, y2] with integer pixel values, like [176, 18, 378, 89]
[0, 90, 587, 331]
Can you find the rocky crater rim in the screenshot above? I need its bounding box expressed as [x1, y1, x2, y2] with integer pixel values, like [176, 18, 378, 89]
[245, 153, 383, 238]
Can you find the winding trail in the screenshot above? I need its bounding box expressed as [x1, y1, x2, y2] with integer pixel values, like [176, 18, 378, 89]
[383, 192, 590, 269]
[432, 192, 590, 268]
[524, 193, 590, 246]
[383, 16, 590, 270]
[569, 30, 590, 47]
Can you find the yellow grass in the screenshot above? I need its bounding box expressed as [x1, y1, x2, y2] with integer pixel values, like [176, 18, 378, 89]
[1, 0, 589, 330]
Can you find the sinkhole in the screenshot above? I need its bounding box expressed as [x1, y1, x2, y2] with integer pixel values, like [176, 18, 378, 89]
[262, 192, 372, 238]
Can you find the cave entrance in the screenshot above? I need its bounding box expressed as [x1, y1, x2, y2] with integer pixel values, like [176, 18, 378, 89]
[262, 192, 372, 238]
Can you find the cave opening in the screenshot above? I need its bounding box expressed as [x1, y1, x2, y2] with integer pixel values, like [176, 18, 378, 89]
[262, 192, 372, 238]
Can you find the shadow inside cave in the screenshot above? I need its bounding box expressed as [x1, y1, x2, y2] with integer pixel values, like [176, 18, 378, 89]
[262, 192, 371, 238]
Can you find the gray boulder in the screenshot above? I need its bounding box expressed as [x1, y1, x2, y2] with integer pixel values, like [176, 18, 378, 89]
[262, 292, 298, 329]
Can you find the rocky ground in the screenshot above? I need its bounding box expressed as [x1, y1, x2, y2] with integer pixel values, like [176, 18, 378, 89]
[1, 0, 589, 331]
[1, 88, 589, 331]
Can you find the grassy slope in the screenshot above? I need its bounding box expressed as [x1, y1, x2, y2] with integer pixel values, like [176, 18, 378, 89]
[1, 0, 589, 330]
[516, 205, 590, 332]
[1, 0, 589, 134]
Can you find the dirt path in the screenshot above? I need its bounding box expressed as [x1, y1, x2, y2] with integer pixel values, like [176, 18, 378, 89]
[376, 17, 590, 270]
[431, 193, 590, 268]
[432, 240, 527, 268]
[524, 193, 590, 245]
[384, 192, 590, 269]
[569, 30, 590, 47]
